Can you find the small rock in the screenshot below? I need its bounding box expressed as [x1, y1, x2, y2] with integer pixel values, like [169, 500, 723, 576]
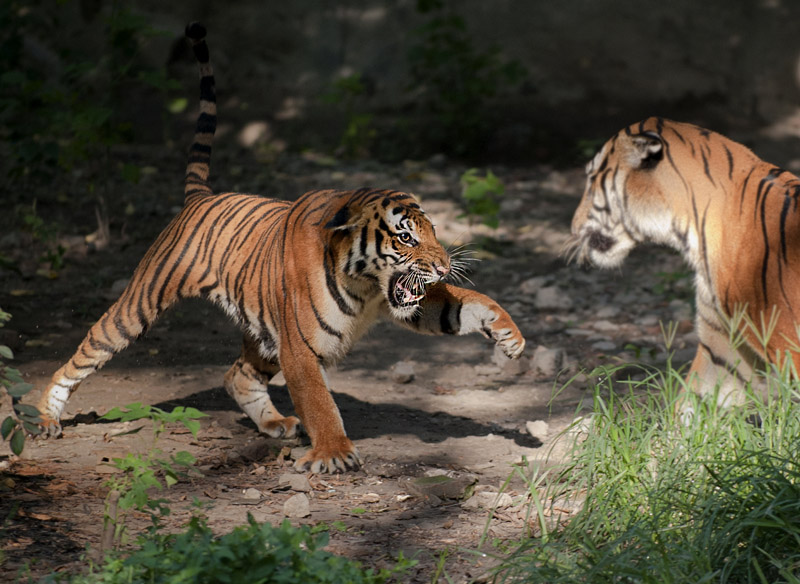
[592, 340, 617, 352]
[462, 491, 513, 510]
[278, 472, 311, 492]
[595, 305, 621, 319]
[242, 487, 262, 500]
[408, 474, 476, 501]
[531, 345, 565, 379]
[638, 314, 660, 327]
[391, 361, 415, 384]
[519, 275, 550, 295]
[535, 286, 573, 311]
[283, 493, 311, 518]
[492, 345, 529, 375]
[237, 439, 274, 462]
[525, 420, 550, 440]
[592, 320, 618, 332]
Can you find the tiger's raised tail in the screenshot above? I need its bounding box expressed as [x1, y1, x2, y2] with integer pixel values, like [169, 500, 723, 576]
[184, 22, 216, 200]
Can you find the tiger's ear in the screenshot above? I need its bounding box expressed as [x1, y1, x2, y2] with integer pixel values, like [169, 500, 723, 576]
[325, 204, 361, 230]
[629, 131, 663, 169]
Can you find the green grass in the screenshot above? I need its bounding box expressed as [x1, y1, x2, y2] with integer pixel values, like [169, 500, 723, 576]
[489, 359, 800, 583]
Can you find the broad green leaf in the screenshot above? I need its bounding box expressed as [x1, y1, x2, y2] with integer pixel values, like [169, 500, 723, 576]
[9, 429, 24, 455]
[7, 382, 34, 398]
[1, 416, 16, 440]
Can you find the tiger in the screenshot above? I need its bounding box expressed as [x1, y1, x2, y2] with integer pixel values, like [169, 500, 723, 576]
[569, 116, 800, 410]
[33, 23, 525, 473]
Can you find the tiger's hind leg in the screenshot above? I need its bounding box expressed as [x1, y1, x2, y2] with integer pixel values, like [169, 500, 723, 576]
[36, 287, 164, 438]
[224, 335, 300, 438]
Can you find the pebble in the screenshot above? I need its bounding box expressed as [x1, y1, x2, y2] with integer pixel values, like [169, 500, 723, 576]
[279, 472, 311, 492]
[530, 345, 565, 378]
[242, 487, 262, 500]
[592, 320, 618, 332]
[462, 491, 513, 510]
[492, 345, 529, 375]
[525, 420, 550, 440]
[535, 286, 573, 311]
[591, 340, 617, 352]
[391, 361, 415, 384]
[408, 474, 476, 500]
[283, 493, 311, 518]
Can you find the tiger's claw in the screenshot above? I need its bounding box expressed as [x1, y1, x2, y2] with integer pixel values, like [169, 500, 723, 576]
[294, 443, 362, 474]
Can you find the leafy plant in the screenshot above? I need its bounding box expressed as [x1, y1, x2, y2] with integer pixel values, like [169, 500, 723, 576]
[407, 0, 525, 157]
[99, 402, 207, 547]
[460, 168, 505, 228]
[489, 346, 800, 583]
[0, 1, 178, 225]
[0, 308, 40, 455]
[71, 513, 415, 584]
[323, 73, 375, 159]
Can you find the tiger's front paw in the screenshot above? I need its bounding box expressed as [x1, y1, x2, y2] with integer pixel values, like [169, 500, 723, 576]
[36, 415, 63, 439]
[260, 415, 301, 439]
[489, 312, 526, 359]
[294, 437, 362, 473]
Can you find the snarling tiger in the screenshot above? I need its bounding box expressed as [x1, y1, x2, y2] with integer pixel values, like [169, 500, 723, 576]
[33, 23, 525, 473]
[569, 116, 800, 407]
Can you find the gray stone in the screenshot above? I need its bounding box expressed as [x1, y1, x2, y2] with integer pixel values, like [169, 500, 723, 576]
[595, 305, 621, 319]
[525, 420, 550, 440]
[242, 487, 263, 500]
[591, 340, 617, 352]
[283, 493, 311, 518]
[492, 344, 530, 375]
[391, 361, 415, 384]
[462, 491, 513, 510]
[531, 345, 565, 378]
[408, 474, 476, 501]
[535, 286, 573, 311]
[279, 472, 312, 492]
[519, 276, 549, 295]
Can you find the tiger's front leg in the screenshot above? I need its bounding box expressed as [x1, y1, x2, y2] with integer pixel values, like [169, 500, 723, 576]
[401, 282, 526, 358]
[224, 334, 300, 438]
[279, 343, 362, 473]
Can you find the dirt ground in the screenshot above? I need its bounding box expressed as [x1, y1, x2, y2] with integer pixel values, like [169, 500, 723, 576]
[0, 145, 701, 582]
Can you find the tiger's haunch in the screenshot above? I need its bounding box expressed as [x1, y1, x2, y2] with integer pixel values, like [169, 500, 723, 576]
[33, 23, 526, 474]
[569, 116, 800, 408]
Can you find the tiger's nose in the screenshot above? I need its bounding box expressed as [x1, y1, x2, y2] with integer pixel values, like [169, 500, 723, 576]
[433, 262, 449, 277]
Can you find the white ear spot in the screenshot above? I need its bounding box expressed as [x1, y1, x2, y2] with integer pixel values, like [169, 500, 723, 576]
[630, 132, 663, 169]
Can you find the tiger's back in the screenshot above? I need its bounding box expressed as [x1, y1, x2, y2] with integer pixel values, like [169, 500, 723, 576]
[570, 116, 800, 403]
[33, 23, 525, 473]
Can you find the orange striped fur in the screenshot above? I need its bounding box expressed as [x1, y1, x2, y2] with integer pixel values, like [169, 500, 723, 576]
[35, 23, 525, 473]
[569, 117, 800, 407]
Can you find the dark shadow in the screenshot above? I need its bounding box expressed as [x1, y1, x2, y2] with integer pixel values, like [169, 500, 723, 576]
[138, 383, 543, 449]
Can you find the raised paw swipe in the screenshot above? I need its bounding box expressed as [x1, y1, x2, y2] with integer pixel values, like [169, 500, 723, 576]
[294, 439, 362, 474]
[490, 312, 526, 359]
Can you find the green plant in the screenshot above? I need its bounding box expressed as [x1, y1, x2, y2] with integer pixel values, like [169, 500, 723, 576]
[70, 513, 415, 584]
[407, 0, 525, 157]
[460, 168, 505, 228]
[323, 73, 375, 159]
[99, 402, 207, 546]
[0, 308, 40, 455]
[0, 2, 178, 216]
[489, 347, 800, 583]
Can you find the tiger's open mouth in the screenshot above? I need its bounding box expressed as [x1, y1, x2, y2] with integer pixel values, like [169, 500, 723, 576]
[389, 271, 427, 307]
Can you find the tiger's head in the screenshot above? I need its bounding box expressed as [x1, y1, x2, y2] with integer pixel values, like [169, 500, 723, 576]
[327, 190, 452, 319]
[569, 119, 676, 269]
